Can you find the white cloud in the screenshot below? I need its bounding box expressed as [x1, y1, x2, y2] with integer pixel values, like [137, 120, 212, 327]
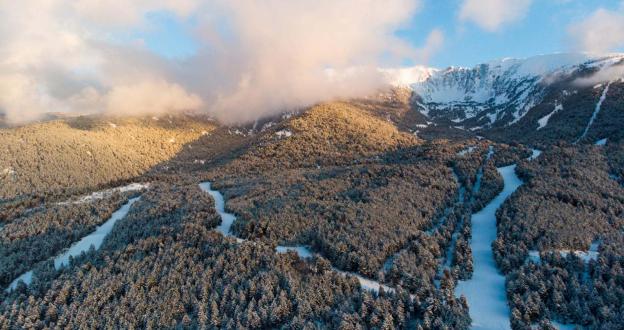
[458, 0, 533, 32]
[106, 80, 203, 116]
[568, 5, 624, 53]
[574, 63, 624, 86]
[414, 29, 445, 64]
[0, 0, 424, 125]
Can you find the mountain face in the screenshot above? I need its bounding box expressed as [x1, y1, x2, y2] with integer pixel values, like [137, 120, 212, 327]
[403, 54, 624, 139]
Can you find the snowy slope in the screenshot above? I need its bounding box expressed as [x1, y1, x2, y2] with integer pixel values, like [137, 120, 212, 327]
[403, 53, 624, 129]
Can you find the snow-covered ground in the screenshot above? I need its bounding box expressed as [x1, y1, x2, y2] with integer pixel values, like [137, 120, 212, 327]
[537, 104, 563, 130]
[529, 149, 542, 161]
[275, 246, 313, 259]
[458, 146, 476, 156]
[335, 269, 395, 294]
[275, 130, 293, 139]
[551, 320, 581, 330]
[528, 241, 600, 265]
[198, 182, 237, 238]
[6, 197, 140, 292]
[575, 83, 611, 144]
[595, 138, 608, 146]
[455, 165, 524, 330]
[58, 183, 149, 205]
[406, 54, 623, 127]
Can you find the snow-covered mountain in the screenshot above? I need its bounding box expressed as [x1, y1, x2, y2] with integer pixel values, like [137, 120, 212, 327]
[400, 53, 624, 130]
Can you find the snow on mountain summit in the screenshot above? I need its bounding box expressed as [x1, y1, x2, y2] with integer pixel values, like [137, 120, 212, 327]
[399, 53, 624, 128]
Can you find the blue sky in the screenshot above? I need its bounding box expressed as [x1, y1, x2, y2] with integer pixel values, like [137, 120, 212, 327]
[141, 0, 624, 69]
[401, 0, 624, 67]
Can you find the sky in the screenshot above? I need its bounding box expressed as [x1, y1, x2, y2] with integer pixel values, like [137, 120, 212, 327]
[1, 0, 624, 125]
[397, 0, 624, 67]
[142, 0, 624, 68]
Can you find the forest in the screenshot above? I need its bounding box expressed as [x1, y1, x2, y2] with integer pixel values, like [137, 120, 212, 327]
[495, 145, 624, 328]
[0, 191, 138, 288]
[0, 183, 471, 329]
[0, 91, 622, 329]
[0, 115, 214, 203]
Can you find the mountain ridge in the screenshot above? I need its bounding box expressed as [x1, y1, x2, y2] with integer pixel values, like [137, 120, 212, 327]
[383, 53, 624, 144]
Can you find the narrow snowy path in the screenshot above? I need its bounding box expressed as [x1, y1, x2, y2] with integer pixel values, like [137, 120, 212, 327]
[455, 165, 524, 330]
[575, 83, 611, 144]
[6, 197, 141, 292]
[198, 182, 243, 242]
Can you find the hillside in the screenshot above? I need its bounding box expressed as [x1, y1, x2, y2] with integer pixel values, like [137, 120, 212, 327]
[0, 116, 215, 203]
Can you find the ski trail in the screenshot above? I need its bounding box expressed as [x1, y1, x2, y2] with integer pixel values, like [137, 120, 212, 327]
[575, 83, 611, 144]
[6, 197, 141, 292]
[455, 165, 523, 330]
[455, 151, 539, 329]
[198, 182, 243, 242]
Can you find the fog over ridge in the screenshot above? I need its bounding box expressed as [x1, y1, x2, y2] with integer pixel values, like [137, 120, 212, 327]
[0, 0, 434, 125]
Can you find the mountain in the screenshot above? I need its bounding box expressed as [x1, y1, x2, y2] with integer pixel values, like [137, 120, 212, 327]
[395, 53, 624, 144]
[1, 54, 624, 329]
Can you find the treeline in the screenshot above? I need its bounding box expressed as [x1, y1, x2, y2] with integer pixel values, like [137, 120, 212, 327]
[485, 79, 624, 146]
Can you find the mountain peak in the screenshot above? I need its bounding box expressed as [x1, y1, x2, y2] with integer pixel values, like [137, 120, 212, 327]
[390, 52, 624, 130]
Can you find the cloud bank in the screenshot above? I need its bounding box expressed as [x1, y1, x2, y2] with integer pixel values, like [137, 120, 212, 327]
[568, 3, 624, 53]
[567, 2, 624, 86]
[0, 0, 427, 125]
[458, 0, 533, 32]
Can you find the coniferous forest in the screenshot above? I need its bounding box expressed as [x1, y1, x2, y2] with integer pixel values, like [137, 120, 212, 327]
[1, 82, 624, 329]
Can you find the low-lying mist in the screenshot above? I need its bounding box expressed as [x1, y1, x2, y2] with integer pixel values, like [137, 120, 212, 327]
[0, 0, 434, 126]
